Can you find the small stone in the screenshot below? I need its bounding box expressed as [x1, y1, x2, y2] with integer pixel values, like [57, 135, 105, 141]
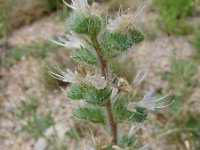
[44, 123, 70, 141]
[33, 138, 47, 150]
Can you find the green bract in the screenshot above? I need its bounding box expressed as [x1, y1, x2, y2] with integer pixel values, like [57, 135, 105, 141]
[67, 84, 111, 106]
[129, 30, 145, 44]
[72, 46, 97, 64]
[131, 107, 147, 122]
[69, 12, 102, 36]
[101, 29, 144, 58]
[67, 84, 85, 100]
[73, 107, 105, 123]
[113, 97, 147, 123]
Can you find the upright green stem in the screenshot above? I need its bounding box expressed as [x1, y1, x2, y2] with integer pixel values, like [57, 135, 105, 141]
[91, 36, 117, 144]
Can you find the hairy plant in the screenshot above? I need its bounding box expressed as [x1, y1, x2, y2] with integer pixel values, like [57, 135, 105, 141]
[49, 0, 173, 149]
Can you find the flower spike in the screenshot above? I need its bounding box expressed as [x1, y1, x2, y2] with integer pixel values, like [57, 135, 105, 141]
[128, 91, 174, 111]
[49, 32, 83, 49]
[132, 69, 148, 86]
[107, 1, 148, 32]
[61, 0, 100, 16]
[48, 66, 107, 89]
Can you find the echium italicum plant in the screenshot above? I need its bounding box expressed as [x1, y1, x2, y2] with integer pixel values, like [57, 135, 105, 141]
[49, 0, 174, 149]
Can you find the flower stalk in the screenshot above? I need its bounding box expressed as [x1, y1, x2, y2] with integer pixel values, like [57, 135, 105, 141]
[91, 35, 118, 144]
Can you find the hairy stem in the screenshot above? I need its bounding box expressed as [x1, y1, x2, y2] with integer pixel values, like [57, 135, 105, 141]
[91, 36, 117, 144]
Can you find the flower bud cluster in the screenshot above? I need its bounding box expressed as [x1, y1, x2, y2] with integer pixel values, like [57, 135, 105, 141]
[63, 0, 103, 36]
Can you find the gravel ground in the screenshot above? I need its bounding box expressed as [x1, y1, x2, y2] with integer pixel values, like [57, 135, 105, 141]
[8, 13, 65, 48]
[135, 35, 194, 91]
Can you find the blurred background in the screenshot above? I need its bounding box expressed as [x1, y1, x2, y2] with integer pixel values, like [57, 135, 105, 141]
[0, 0, 200, 149]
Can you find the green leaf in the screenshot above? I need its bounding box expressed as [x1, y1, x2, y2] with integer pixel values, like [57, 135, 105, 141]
[67, 84, 85, 100]
[129, 30, 144, 44]
[130, 107, 147, 122]
[102, 30, 131, 53]
[101, 29, 144, 59]
[67, 84, 111, 106]
[113, 98, 133, 122]
[83, 86, 111, 105]
[87, 16, 102, 36]
[113, 97, 147, 123]
[69, 12, 102, 36]
[69, 13, 89, 34]
[72, 46, 97, 64]
[73, 107, 105, 123]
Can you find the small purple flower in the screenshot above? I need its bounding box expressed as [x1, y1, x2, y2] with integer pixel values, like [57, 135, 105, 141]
[107, 3, 147, 32]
